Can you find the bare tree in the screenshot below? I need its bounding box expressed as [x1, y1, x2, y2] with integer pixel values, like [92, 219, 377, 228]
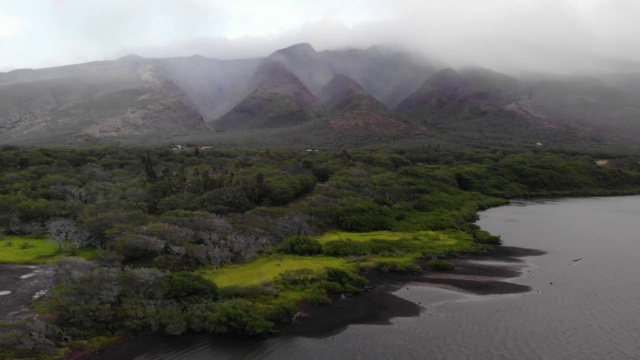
[46, 218, 90, 253]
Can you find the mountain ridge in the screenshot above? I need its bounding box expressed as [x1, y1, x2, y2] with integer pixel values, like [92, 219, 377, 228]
[2, 43, 640, 148]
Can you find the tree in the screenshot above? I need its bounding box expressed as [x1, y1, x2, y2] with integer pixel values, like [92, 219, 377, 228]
[141, 151, 157, 183]
[46, 218, 90, 253]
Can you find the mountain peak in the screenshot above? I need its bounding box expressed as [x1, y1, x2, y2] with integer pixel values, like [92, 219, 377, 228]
[252, 61, 304, 90]
[270, 43, 316, 58]
[213, 60, 323, 132]
[117, 54, 147, 64]
[320, 73, 366, 106]
[425, 68, 465, 91]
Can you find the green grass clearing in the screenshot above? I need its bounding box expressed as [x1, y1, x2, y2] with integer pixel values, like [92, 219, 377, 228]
[202, 255, 353, 288]
[0, 236, 98, 264]
[315, 230, 458, 244]
[315, 230, 478, 255]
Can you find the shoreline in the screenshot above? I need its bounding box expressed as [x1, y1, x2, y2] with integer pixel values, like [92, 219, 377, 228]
[277, 245, 546, 338]
[84, 244, 545, 358]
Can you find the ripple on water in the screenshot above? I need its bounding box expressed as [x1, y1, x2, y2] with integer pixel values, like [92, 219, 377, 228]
[0, 291, 11, 296]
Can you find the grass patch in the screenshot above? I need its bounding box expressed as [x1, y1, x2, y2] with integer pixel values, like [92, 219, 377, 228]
[315, 230, 414, 243]
[0, 236, 59, 263]
[316, 230, 479, 257]
[202, 255, 353, 288]
[0, 236, 98, 264]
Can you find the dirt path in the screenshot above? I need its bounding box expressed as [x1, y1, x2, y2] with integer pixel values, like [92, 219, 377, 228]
[0, 264, 54, 322]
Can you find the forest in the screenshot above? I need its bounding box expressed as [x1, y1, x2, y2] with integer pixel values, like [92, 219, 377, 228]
[2, 143, 640, 359]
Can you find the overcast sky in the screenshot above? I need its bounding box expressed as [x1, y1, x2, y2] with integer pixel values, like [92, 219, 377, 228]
[1, 0, 639, 73]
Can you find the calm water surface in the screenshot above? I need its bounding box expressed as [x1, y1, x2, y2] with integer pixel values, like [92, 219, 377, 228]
[91, 196, 640, 359]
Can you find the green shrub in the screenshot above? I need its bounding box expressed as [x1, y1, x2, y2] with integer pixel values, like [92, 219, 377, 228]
[266, 300, 298, 323]
[219, 285, 278, 299]
[20, 242, 35, 249]
[282, 236, 322, 255]
[318, 280, 344, 293]
[375, 260, 422, 273]
[201, 300, 274, 336]
[426, 259, 455, 271]
[332, 200, 393, 232]
[474, 230, 502, 245]
[366, 239, 397, 254]
[322, 239, 369, 257]
[325, 267, 368, 289]
[162, 272, 218, 301]
[305, 287, 331, 306]
[276, 269, 319, 287]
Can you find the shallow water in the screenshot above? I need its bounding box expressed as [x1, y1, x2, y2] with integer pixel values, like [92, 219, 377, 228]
[90, 196, 640, 360]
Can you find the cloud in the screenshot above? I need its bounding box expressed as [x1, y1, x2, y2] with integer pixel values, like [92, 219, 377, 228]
[111, 0, 640, 74]
[0, 14, 30, 38]
[3, 0, 640, 74]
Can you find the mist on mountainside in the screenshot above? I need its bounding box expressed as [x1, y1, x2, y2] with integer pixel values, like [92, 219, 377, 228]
[1, 40, 640, 150]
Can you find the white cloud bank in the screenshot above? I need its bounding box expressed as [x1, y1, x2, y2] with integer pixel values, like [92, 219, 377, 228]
[1, 0, 639, 74]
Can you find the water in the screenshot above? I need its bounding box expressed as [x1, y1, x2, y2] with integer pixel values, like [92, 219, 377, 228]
[90, 196, 640, 359]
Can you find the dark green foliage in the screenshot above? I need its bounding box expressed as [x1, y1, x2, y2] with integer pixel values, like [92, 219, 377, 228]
[282, 235, 322, 255]
[332, 200, 393, 232]
[219, 285, 278, 299]
[426, 259, 455, 271]
[192, 300, 274, 336]
[375, 261, 422, 273]
[274, 267, 368, 306]
[161, 272, 219, 301]
[474, 230, 502, 245]
[322, 240, 369, 256]
[0, 320, 63, 359]
[266, 300, 298, 323]
[312, 166, 332, 182]
[305, 287, 332, 306]
[325, 267, 368, 289]
[276, 269, 318, 287]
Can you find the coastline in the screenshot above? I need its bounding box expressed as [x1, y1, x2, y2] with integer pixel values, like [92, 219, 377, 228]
[278, 245, 545, 338]
[84, 244, 545, 359]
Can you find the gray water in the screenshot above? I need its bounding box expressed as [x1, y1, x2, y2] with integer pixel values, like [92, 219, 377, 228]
[91, 196, 640, 359]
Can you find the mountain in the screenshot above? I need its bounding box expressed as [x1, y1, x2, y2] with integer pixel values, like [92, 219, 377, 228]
[396, 67, 520, 118]
[320, 74, 373, 109]
[157, 56, 260, 120]
[395, 66, 640, 146]
[514, 76, 640, 145]
[267, 43, 335, 98]
[283, 74, 428, 146]
[266, 43, 434, 108]
[212, 61, 324, 132]
[2, 43, 640, 148]
[0, 57, 207, 144]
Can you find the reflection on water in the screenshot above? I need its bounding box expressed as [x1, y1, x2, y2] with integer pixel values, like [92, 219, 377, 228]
[89, 196, 640, 360]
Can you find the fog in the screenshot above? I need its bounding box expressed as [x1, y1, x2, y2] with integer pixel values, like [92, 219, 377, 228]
[2, 0, 640, 74]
